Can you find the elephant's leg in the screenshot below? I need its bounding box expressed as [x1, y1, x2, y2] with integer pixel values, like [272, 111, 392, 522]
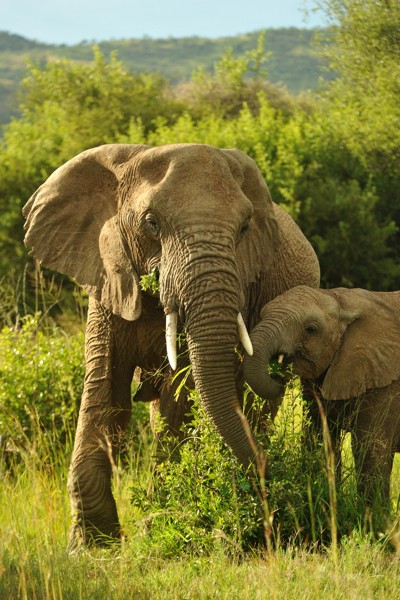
[352, 429, 394, 508]
[68, 300, 136, 549]
[352, 387, 400, 515]
[352, 432, 394, 536]
[302, 380, 344, 486]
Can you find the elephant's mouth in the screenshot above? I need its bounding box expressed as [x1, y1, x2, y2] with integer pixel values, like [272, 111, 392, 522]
[280, 349, 320, 380]
[165, 309, 253, 372]
[268, 352, 291, 382]
[269, 351, 290, 368]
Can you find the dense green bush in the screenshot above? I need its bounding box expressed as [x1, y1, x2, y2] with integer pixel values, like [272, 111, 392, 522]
[0, 314, 84, 446]
[130, 386, 371, 556]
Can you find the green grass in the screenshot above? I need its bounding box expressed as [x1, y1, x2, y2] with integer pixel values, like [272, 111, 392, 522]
[1, 468, 399, 599]
[0, 324, 399, 598]
[0, 402, 399, 598]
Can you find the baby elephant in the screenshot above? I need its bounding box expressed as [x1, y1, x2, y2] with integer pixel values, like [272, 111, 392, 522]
[243, 285, 400, 507]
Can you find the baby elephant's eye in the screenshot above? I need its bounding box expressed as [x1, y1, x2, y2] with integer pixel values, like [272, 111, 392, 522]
[239, 218, 250, 237]
[305, 323, 318, 334]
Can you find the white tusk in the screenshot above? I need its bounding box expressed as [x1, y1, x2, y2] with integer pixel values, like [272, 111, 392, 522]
[237, 313, 253, 356]
[165, 312, 178, 370]
[277, 353, 285, 364]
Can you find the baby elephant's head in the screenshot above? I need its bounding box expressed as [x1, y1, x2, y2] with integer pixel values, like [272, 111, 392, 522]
[243, 285, 400, 401]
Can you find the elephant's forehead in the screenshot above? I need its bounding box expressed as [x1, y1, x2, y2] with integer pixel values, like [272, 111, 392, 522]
[265, 286, 340, 317]
[125, 144, 250, 213]
[136, 144, 240, 186]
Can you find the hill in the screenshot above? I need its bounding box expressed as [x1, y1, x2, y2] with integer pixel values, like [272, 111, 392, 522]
[0, 28, 328, 127]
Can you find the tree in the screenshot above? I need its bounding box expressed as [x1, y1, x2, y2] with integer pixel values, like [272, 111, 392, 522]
[316, 0, 400, 173]
[173, 32, 301, 119]
[295, 0, 400, 289]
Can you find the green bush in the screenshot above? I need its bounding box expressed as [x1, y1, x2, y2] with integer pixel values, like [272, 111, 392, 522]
[130, 385, 369, 557]
[0, 314, 84, 446]
[130, 391, 263, 557]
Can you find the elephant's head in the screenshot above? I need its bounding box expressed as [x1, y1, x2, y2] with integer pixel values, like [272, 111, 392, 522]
[243, 285, 400, 401]
[23, 143, 280, 467]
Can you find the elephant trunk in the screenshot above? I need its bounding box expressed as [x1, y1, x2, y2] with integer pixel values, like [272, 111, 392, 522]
[243, 312, 293, 401]
[161, 242, 258, 469]
[185, 304, 256, 468]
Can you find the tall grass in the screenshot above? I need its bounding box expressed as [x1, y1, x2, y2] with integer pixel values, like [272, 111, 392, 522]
[1, 409, 399, 599]
[0, 316, 399, 598]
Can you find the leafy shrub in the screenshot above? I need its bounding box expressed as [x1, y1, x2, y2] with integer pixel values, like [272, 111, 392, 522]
[0, 314, 84, 446]
[131, 392, 263, 557]
[130, 384, 366, 557]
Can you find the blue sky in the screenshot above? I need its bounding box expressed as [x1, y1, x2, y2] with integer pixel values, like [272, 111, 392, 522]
[2, 0, 327, 45]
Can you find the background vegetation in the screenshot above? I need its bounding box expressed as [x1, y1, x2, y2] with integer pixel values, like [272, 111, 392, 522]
[0, 0, 399, 596]
[0, 27, 326, 126]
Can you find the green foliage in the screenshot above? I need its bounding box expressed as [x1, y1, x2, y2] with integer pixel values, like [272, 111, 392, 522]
[315, 0, 400, 176]
[20, 46, 181, 145]
[139, 268, 160, 295]
[131, 393, 262, 557]
[298, 173, 399, 288]
[299, 0, 400, 288]
[0, 314, 84, 444]
[173, 33, 301, 121]
[130, 387, 375, 557]
[0, 28, 325, 128]
[2, 5, 400, 298]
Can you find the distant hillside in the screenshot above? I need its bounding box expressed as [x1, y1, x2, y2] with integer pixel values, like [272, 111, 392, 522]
[0, 28, 329, 127]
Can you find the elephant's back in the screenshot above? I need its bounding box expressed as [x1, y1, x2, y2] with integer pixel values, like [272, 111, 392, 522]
[265, 203, 320, 302]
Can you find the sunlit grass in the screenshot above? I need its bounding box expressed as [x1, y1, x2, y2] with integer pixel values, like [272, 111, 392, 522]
[0, 328, 399, 598]
[0, 384, 399, 598]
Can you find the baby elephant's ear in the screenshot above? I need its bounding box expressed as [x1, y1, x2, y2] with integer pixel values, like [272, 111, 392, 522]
[23, 144, 148, 320]
[321, 288, 400, 400]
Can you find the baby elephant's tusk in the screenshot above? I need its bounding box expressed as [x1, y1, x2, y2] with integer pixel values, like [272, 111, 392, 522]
[277, 354, 285, 364]
[237, 313, 253, 356]
[165, 312, 178, 370]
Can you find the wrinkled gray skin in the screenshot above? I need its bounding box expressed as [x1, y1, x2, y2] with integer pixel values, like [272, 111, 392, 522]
[244, 285, 400, 505]
[23, 144, 320, 547]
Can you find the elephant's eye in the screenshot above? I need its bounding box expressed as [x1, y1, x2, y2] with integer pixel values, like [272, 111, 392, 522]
[305, 323, 318, 335]
[239, 218, 250, 237]
[145, 213, 160, 238]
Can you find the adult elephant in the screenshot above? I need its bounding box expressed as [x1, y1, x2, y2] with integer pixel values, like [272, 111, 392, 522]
[243, 285, 400, 507]
[23, 143, 320, 547]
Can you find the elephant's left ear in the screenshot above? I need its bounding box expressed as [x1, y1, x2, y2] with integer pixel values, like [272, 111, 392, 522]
[222, 149, 280, 288]
[23, 144, 149, 320]
[321, 288, 400, 400]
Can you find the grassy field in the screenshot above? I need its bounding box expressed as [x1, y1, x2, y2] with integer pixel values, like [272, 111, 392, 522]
[0, 387, 399, 599]
[0, 320, 399, 598]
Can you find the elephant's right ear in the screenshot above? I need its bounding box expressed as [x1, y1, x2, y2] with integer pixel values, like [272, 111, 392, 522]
[23, 144, 149, 320]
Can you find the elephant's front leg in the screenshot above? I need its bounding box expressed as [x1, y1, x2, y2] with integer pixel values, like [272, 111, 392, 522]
[68, 299, 136, 549]
[351, 388, 399, 519]
[352, 432, 394, 526]
[301, 381, 344, 487]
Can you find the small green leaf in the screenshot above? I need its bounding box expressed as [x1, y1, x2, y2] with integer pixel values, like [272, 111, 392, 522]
[140, 268, 160, 294]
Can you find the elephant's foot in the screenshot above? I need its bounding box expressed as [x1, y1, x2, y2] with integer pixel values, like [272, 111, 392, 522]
[67, 518, 122, 552]
[67, 462, 122, 551]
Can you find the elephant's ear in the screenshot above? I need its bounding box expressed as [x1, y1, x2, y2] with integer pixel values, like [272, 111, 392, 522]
[23, 144, 149, 320]
[222, 149, 280, 288]
[321, 288, 400, 400]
